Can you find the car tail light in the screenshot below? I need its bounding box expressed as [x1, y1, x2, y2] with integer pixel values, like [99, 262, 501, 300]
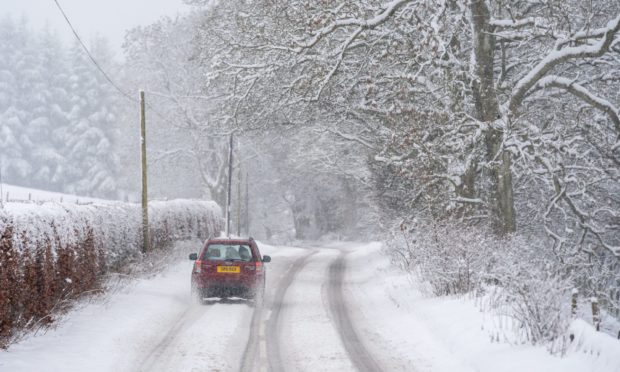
[194, 260, 202, 274]
[244, 261, 263, 272]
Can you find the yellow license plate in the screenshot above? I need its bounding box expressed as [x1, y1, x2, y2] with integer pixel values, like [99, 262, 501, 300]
[217, 266, 240, 273]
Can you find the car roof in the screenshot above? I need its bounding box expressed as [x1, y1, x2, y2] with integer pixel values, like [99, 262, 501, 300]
[206, 238, 253, 245]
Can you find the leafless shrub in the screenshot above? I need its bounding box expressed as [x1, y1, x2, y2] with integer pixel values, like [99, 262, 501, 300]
[389, 221, 572, 346]
[390, 220, 494, 296]
[485, 236, 572, 345]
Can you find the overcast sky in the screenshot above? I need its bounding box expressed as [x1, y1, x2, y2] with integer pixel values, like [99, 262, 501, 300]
[2, 0, 191, 57]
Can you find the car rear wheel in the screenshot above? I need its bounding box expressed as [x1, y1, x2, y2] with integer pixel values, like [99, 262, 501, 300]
[191, 283, 204, 304]
[249, 284, 265, 308]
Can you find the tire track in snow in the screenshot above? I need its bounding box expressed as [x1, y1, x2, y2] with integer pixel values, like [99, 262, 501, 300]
[328, 252, 384, 372]
[249, 250, 316, 372]
[238, 302, 263, 372]
[137, 304, 209, 372]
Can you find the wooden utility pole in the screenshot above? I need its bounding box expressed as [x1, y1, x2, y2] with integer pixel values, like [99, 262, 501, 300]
[140, 90, 150, 253]
[245, 171, 249, 236]
[225, 133, 234, 237]
[236, 165, 242, 237]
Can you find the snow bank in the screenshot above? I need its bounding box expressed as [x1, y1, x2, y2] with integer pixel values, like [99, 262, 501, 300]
[346, 243, 620, 372]
[0, 199, 223, 347]
[568, 319, 620, 371]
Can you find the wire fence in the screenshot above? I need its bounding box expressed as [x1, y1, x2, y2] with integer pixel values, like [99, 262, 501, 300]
[1, 191, 97, 206]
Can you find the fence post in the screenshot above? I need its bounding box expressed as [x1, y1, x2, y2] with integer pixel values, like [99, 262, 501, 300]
[591, 297, 600, 331]
[571, 289, 578, 317]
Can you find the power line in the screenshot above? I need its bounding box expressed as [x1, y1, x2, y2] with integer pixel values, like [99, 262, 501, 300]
[52, 0, 137, 104]
[51, 0, 212, 130]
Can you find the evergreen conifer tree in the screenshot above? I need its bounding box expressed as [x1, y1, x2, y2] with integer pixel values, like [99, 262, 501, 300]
[64, 37, 120, 198]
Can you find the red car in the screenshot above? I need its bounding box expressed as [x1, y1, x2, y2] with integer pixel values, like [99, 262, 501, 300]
[189, 238, 271, 303]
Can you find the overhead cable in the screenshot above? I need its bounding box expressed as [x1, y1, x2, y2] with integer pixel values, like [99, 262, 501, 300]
[52, 0, 137, 104]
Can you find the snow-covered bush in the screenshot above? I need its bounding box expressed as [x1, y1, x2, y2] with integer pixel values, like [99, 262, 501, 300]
[564, 249, 620, 330]
[485, 236, 572, 345]
[390, 220, 494, 296]
[0, 199, 223, 347]
[390, 221, 573, 346]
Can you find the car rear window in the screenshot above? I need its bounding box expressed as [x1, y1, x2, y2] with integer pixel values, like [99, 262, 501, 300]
[203, 244, 253, 262]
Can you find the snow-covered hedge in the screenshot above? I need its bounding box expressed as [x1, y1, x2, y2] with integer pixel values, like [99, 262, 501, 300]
[0, 200, 223, 347]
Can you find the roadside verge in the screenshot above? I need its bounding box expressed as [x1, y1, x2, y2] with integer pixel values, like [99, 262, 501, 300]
[343, 242, 619, 372]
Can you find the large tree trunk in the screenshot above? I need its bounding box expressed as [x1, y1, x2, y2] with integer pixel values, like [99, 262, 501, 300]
[470, 0, 516, 233]
[484, 127, 516, 233]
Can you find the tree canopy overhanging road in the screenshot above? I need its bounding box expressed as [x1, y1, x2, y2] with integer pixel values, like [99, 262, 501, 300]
[0, 1, 619, 370]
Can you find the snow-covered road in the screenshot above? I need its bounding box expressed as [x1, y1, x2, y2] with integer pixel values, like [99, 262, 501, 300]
[1, 241, 617, 372]
[0, 243, 390, 372]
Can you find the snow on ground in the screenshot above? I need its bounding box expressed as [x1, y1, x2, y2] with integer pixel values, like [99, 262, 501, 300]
[345, 242, 620, 372]
[568, 320, 620, 371]
[1, 240, 619, 372]
[0, 249, 197, 372]
[280, 249, 355, 371]
[0, 241, 304, 372]
[257, 241, 307, 258]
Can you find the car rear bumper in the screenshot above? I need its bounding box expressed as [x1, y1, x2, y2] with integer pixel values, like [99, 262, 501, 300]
[203, 284, 255, 298]
[193, 276, 262, 298]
